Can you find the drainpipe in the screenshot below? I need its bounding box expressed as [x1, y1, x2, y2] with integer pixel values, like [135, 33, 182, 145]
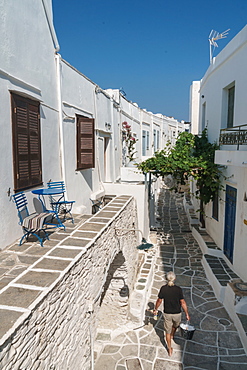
[55, 54, 66, 182]
[41, 0, 60, 52]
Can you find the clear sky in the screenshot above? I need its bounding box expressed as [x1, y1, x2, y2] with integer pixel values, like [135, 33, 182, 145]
[52, 0, 246, 121]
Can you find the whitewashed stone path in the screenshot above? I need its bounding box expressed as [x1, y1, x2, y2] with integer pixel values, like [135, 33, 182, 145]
[94, 189, 247, 370]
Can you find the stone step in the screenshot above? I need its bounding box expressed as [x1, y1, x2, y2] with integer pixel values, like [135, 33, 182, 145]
[192, 226, 223, 258]
[205, 254, 240, 286]
[238, 314, 247, 336]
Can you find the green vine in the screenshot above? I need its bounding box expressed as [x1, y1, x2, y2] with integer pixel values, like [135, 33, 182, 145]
[136, 129, 226, 227]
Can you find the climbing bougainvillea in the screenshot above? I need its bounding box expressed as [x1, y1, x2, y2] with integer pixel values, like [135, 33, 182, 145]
[122, 121, 138, 162]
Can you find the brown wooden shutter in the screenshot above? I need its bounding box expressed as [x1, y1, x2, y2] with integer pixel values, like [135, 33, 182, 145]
[227, 86, 235, 128]
[29, 102, 42, 185]
[76, 115, 95, 170]
[12, 93, 42, 191]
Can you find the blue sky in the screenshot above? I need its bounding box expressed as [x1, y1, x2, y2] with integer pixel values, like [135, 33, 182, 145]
[52, 0, 246, 121]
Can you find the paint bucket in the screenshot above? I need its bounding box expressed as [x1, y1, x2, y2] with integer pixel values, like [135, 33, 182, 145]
[180, 321, 195, 340]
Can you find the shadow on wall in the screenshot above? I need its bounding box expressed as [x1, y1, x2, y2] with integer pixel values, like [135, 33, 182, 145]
[78, 169, 93, 190]
[96, 251, 131, 330]
[33, 197, 44, 213]
[100, 252, 129, 305]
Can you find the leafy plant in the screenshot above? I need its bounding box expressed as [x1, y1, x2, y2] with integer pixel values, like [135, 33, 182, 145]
[136, 129, 225, 227]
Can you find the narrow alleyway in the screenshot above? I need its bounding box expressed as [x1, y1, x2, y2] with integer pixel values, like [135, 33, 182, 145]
[94, 189, 247, 370]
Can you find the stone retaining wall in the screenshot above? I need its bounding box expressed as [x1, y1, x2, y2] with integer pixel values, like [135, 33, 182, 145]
[0, 196, 139, 370]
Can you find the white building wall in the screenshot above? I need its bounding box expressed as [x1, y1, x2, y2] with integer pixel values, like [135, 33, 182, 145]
[0, 0, 60, 249]
[103, 182, 149, 240]
[95, 91, 115, 184]
[197, 24, 247, 281]
[131, 102, 141, 123]
[153, 116, 162, 153]
[199, 25, 247, 142]
[59, 60, 97, 214]
[111, 104, 121, 182]
[189, 80, 200, 134]
[141, 122, 151, 158]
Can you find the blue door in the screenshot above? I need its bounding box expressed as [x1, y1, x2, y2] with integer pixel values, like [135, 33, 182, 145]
[223, 185, 237, 263]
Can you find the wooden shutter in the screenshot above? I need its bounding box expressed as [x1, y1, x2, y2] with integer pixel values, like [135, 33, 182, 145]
[146, 131, 149, 150]
[212, 192, 219, 221]
[153, 129, 157, 152]
[157, 130, 160, 150]
[227, 86, 235, 128]
[12, 93, 42, 191]
[142, 130, 146, 156]
[76, 115, 95, 170]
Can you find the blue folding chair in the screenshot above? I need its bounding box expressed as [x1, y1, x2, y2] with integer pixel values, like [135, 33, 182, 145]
[90, 197, 104, 214]
[12, 192, 52, 247]
[47, 181, 75, 223]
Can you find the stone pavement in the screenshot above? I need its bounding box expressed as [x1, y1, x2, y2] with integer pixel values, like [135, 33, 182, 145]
[94, 189, 247, 370]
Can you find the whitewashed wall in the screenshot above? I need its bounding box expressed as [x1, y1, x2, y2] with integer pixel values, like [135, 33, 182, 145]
[0, 0, 60, 249]
[189, 81, 200, 135]
[195, 24, 247, 281]
[199, 25, 247, 143]
[103, 182, 149, 240]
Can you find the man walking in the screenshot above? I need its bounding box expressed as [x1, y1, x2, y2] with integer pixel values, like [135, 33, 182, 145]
[153, 271, 190, 356]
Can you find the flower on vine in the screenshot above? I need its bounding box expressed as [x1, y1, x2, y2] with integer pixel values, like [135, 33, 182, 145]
[122, 121, 131, 130]
[122, 121, 137, 162]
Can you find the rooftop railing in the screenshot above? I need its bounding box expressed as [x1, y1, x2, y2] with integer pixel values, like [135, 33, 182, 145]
[219, 124, 247, 150]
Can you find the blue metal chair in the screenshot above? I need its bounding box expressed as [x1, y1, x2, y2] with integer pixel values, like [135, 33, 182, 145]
[12, 192, 52, 247]
[90, 198, 104, 214]
[47, 181, 75, 223]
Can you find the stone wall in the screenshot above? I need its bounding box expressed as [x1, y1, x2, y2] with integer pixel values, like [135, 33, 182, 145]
[0, 196, 139, 370]
[97, 252, 130, 331]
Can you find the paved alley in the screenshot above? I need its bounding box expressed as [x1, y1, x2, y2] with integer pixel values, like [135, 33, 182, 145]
[94, 189, 247, 370]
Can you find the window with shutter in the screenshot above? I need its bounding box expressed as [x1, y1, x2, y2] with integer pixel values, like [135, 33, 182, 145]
[157, 130, 160, 150]
[227, 85, 235, 128]
[142, 130, 146, 156]
[146, 131, 149, 150]
[212, 191, 219, 221]
[11, 93, 42, 192]
[76, 115, 95, 170]
[153, 129, 157, 152]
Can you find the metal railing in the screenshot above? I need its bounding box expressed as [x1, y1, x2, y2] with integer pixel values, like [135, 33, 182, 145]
[219, 124, 247, 150]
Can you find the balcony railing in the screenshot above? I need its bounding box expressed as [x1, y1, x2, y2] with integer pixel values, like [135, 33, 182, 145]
[219, 124, 247, 150]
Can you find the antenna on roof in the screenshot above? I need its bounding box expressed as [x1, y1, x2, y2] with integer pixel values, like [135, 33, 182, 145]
[209, 29, 230, 63]
[119, 87, 126, 97]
